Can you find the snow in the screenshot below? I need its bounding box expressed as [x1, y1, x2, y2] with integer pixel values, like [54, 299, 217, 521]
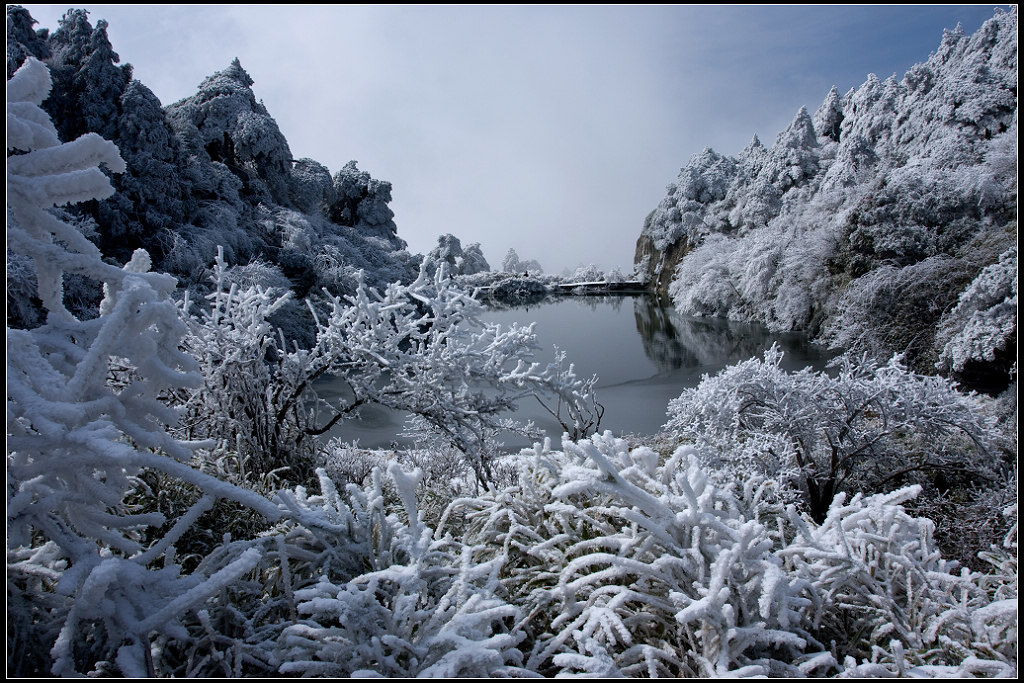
[639, 9, 1017, 387]
[7, 9, 1017, 678]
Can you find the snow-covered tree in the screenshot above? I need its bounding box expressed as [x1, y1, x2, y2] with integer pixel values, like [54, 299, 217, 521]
[812, 85, 845, 143]
[663, 345, 1003, 522]
[42, 9, 130, 144]
[6, 4, 51, 78]
[419, 233, 490, 278]
[821, 255, 973, 369]
[167, 58, 293, 205]
[935, 245, 1018, 391]
[460, 241, 490, 275]
[501, 247, 543, 275]
[178, 254, 600, 488]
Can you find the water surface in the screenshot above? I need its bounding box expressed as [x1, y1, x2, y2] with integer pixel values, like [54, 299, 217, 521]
[315, 295, 832, 450]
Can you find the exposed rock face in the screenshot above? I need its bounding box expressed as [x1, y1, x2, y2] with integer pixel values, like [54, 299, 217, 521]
[634, 231, 692, 296]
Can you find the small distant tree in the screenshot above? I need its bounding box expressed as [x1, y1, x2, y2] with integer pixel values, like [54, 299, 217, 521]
[502, 248, 522, 273]
[502, 248, 542, 275]
[664, 345, 1003, 523]
[420, 233, 490, 278]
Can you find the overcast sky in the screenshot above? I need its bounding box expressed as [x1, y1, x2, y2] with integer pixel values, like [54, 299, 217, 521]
[19, 4, 1007, 274]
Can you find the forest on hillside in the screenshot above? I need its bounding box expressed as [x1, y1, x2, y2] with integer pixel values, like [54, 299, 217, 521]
[7, 6, 1017, 678]
[636, 9, 1016, 397]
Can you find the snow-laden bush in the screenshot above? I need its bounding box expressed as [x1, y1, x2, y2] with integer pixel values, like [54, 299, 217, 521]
[781, 486, 1017, 676]
[273, 465, 526, 677]
[177, 248, 316, 486]
[6, 57, 281, 676]
[663, 344, 1002, 523]
[178, 255, 601, 489]
[142, 462, 528, 677]
[448, 432, 821, 677]
[443, 432, 1017, 676]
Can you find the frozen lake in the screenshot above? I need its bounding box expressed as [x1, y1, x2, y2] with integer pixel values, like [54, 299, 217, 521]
[315, 294, 833, 451]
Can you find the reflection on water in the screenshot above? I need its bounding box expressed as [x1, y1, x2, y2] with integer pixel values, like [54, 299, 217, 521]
[633, 296, 828, 375]
[315, 294, 832, 450]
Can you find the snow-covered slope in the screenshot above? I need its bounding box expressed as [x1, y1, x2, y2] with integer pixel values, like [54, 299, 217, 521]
[636, 9, 1016, 390]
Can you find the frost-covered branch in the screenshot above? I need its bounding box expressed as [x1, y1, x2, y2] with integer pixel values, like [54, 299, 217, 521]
[6, 57, 281, 676]
[663, 344, 1003, 522]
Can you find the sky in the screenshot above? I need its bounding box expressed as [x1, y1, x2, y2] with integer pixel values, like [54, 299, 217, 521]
[17, 4, 1009, 274]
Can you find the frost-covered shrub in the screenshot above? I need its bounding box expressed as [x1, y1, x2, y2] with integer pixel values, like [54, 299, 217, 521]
[316, 440, 394, 486]
[274, 465, 526, 677]
[449, 432, 821, 677]
[439, 431, 1018, 677]
[935, 245, 1017, 391]
[663, 345, 1002, 523]
[6, 57, 281, 676]
[177, 248, 318, 485]
[781, 486, 1017, 676]
[920, 468, 1019, 572]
